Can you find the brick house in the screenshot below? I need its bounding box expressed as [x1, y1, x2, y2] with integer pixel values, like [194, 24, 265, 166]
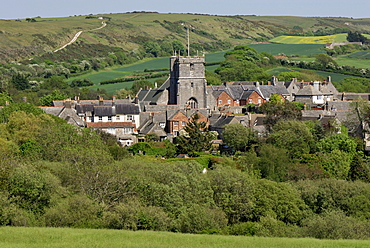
[167, 110, 209, 136]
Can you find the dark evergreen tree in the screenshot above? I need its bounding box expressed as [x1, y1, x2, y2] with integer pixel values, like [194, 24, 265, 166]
[175, 114, 214, 156]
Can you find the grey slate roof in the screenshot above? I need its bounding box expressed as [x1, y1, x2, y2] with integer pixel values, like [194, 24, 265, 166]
[137, 89, 165, 104]
[241, 90, 254, 100]
[228, 86, 245, 99]
[258, 85, 289, 99]
[210, 115, 237, 128]
[115, 104, 140, 115]
[76, 104, 94, 114]
[296, 85, 323, 96]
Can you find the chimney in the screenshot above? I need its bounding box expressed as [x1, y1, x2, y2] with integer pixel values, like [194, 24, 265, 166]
[271, 75, 277, 85]
[112, 95, 116, 106]
[99, 96, 104, 106]
[327, 76, 331, 83]
[64, 98, 72, 108]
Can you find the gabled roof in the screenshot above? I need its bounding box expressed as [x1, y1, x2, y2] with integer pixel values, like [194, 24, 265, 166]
[296, 85, 323, 96]
[240, 90, 254, 100]
[227, 85, 245, 99]
[115, 104, 140, 115]
[168, 110, 187, 120]
[40, 106, 84, 127]
[137, 89, 165, 104]
[94, 106, 115, 116]
[258, 85, 289, 99]
[139, 122, 167, 136]
[210, 115, 238, 128]
[76, 104, 94, 114]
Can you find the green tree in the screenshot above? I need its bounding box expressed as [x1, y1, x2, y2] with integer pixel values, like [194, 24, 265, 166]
[39, 90, 68, 106]
[347, 31, 369, 44]
[222, 123, 257, 152]
[0, 93, 13, 106]
[175, 114, 214, 155]
[11, 72, 30, 91]
[260, 99, 302, 130]
[267, 120, 315, 159]
[315, 53, 338, 68]
[172, 40, 186, 55]
[144, 41, 161, 57]
[130, 80, 154, 95]
[0, 102, 44, 123]
[257, 144, 290, 182]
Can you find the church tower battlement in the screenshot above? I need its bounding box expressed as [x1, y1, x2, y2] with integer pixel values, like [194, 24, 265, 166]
[169, 55, 207, 109]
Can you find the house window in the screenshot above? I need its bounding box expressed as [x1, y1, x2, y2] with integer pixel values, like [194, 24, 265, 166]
[258, 98, 262, 104]
[227, 99, 231, 104]
[127, 115, 133, 121]
[218, 99, 222, 105]
[174, 131, 179, 137]
[123, 127, 133, 134]
[116, 115, 120, 120]
[236, 100, 239, 105]
[249, 99, 253, 104]
[108, 116, 112, 121]
[174, 121, 179, 127]
[182, 121, 186, 126]
[159, 122, 165, 128]
[98, 116, 102, 121]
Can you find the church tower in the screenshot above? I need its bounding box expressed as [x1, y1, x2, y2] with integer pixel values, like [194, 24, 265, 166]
[168, 55, 207, 109]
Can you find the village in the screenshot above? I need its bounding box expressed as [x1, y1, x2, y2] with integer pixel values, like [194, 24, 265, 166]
[41, 54, 370, 152]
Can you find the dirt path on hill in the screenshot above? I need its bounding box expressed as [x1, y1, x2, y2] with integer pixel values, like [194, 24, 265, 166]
[53, 21, 107, 53]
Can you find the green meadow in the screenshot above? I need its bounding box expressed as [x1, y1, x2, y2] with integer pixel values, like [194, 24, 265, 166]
[1, 227, 370, 248]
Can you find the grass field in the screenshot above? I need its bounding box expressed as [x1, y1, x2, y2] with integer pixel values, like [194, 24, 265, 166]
[249, 44, 324, 56]
[1, 227, 370, 248]
[266, 67, 359, 82]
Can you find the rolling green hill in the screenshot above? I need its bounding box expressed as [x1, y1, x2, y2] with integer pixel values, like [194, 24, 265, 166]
[1, 13, 370, 63]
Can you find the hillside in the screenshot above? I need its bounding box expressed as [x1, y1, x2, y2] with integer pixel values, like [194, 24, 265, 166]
[1, 13, 370, 62]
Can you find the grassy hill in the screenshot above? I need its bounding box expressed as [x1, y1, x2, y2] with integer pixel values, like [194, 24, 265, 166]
[1, 13, 370, 62]
[1, 227, 370, 248]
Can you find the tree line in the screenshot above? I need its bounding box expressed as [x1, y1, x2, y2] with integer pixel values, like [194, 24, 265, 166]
[1, 100, 370, 239]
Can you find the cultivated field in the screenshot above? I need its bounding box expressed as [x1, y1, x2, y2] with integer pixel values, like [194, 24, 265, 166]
[1, 227, 370, 248]
[270, 34, 348, 44]
[270, 34, 370, 44]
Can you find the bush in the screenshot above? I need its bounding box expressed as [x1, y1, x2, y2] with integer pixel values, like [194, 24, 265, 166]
[302, 211, 370, 239]
[174, 205, 228, 234]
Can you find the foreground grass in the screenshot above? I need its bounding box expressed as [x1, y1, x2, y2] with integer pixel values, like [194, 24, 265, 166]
[1, 227, 370, 248]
